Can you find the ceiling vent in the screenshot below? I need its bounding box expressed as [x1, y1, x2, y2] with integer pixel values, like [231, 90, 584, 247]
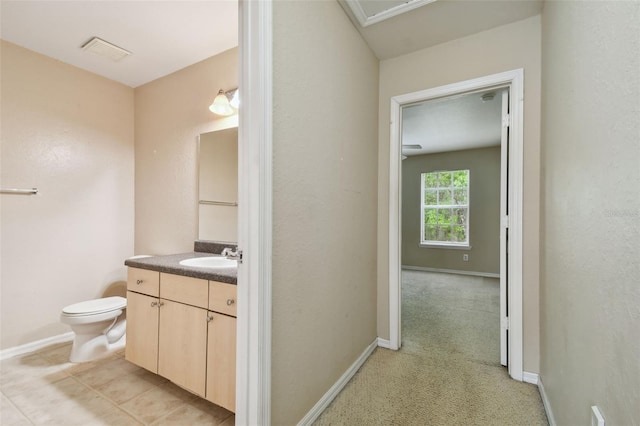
[343, 0, 437, 27]
[81, 37, 131, 62]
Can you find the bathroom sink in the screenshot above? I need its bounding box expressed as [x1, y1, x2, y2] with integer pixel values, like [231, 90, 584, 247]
[179, 256, 237, 269]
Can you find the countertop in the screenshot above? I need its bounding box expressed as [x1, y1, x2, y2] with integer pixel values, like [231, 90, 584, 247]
[124, 252, 237, 285]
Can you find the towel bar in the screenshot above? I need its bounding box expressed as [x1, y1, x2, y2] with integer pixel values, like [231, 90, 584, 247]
[0, 188, 38, 195]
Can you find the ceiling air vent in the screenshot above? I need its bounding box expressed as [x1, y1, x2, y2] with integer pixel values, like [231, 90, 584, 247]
[81, 37, 131, 62]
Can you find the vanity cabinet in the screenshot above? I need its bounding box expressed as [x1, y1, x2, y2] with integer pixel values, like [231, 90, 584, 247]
[125, 267, 237, 411]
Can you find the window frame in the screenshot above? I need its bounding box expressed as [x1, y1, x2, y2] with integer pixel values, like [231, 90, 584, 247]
[419, 169, 471, 249]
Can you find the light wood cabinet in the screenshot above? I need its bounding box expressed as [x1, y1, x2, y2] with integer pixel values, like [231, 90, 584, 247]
[158, 299, 208, 396]
[125, 291, 159, 373]
[127, 268, 159, 297]
[126, 267, 237, 412]
[206, 312, 236, 412]
[208, 280, 237, 317]
[160, 273, 208, 308]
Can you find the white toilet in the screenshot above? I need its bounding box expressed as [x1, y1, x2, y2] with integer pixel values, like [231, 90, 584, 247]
[60, 296, 127, 363]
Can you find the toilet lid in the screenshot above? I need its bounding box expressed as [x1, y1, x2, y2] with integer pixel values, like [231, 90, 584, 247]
[62, 296, 126, 316]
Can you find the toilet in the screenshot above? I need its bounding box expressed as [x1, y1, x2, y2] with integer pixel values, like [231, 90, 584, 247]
[60, 296, 127, 363]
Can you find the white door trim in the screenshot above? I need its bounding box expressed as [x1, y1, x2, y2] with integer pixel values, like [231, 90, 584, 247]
[499, 88, 509, 367]
[236, 0, 273, 424]
[388, 69, 525, 381]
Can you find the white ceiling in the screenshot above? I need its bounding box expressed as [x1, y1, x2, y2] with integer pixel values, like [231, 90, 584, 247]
[0, 1, 238, 88]
[339, 0, 543, 59]
[338, 0, 540, 156]
[1, 0, 536, 153]
[402, 89, 504, 156]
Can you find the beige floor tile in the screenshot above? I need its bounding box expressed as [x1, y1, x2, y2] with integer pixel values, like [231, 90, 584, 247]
[120, 382, 190, 424]
[36, 342, 73, 365]
[160, 381, 201, 403]
[1, 393, 32, 426]
[71, 357, 140, 388]
[132, 368, 168, 387]
[8, 376, 138, 425]
[219, 414, 236, 426]
[151, 398, 233, 426]
[93, 370, 158, 405]
[0, 353, 69, 398]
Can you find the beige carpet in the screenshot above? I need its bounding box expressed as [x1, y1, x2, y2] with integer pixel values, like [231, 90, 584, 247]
[314, 270, 548, 426]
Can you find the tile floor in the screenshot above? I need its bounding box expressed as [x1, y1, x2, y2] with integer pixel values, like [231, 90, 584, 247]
[0, 342, 235, 425]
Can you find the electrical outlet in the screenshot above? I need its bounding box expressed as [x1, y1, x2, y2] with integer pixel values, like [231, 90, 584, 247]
[463, 254, 469, 261]
[591, 406, 605, 426]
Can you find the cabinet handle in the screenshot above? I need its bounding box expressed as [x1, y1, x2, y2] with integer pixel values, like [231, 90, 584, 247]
[226, 299, 235, 306]
[206, 315, 214, 322]
[158, 301, 164, 307]
[150, 301, 158, 307]
[136, 279, 143, 285]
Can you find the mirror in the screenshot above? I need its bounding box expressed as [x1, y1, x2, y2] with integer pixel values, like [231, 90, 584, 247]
[198, 127, 238, 242]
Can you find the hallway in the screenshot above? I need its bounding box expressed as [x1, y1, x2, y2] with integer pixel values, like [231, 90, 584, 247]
[314, 271, 548, 425]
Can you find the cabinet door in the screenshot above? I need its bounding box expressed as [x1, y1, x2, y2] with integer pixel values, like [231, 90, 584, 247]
[158, 299, 208, 397]
[125, 291, 159, 373]
[206, 312, 236, 412]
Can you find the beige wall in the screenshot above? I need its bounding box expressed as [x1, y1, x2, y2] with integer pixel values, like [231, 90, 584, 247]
[0, 41, 134, 349]
[377, 15, 541, 373]
[540, 2, 640, 424]
[134, 48, 238, 255]
[402, 147, 501, 274]
[271, 1, 379, 423]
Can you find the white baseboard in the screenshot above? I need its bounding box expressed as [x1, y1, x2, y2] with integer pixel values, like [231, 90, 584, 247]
[377, 338, 392, 349]
[402, 265, 500, 279]
[0, 332, 74, 361]
[523, 371, 539, 385]
[297, 338, 378, 426]
[538, 376, 556, 426]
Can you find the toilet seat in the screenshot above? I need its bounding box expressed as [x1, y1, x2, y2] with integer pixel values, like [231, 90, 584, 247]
[62, 296, 126, 317]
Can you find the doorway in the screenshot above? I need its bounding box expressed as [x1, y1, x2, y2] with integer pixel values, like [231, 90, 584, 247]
[387, 69, 525, 381]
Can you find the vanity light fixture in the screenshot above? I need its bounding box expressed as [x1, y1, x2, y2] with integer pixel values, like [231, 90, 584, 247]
[209, 88, 239, 116]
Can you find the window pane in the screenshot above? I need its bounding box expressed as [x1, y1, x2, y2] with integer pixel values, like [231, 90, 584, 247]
[439, 208, 453, 225]
[453, 225, 466, 242]
[453, 170, 468, 187]
[424, 208, 438, 225]
[438, 189, 452, 204]
[454, 208, 467, 225]
[424, 172, 438, 188]
[424, 189, 437, 205]
[453, 188, 467, 204]
[437, 226, 450, 241]
[438, 172, 452, 187]
[424, 225, 437, 241]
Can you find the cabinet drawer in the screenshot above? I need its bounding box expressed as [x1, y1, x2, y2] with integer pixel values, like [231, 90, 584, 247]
[209, 281, 237, 317]
[160, 273, 208, 308]
[127, 268, 159, 297]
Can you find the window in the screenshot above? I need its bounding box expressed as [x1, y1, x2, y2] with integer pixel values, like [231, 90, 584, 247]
[421, 169, 469, 247]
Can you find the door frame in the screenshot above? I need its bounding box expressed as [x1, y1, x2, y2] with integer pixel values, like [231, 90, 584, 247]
[236, 0, 273, 424]
[388, 69, 525, 381]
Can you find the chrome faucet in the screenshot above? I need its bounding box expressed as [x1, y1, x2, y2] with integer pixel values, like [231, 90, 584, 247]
[221, 247, 238, 258]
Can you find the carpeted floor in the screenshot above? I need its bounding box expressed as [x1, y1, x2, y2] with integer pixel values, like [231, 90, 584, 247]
[314, 270, 548, 425]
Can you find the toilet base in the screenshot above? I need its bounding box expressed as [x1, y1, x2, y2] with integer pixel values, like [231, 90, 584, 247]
[70, 332, 126, 363]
